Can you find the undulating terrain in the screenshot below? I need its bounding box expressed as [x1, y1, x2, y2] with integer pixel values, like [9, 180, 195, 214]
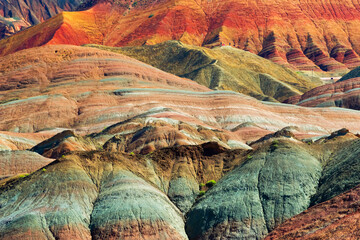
[2, 0, 360, 71]
[0, 0, 81, 37]
[1, 0, 360, 239]
[87, 41, 322, 102]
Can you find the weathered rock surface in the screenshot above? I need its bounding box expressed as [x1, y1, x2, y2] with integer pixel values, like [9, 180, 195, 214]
[31, 130, 98, 158]
[0, 16, 29, 39]
[186, 138, 322, 239]
[0, 151, 188, 240]
[0, 150, 53, 178]
[285, 77, 360, 109]
[88, 41, 322, 102]
[2, 0, 360, 70]
[0, 0, 81, 38]
[1, 45, 360, 142]
[265, 183, 360, 239]
[311, 138, 360, 206]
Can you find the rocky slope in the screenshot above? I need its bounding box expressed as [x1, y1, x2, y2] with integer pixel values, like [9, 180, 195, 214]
[1, 44, 360, 239]
[285, 66, 360, 109]
[2, 0, 360, 71]
[1, 45, 360, 140]
[0, 16, 29, 39]
[266, 183, 360, 239]
[0, 0, 81, 37]
[266, 139, 360, 239]
[87, 41, 322, 102]
[1, 127, 359, 239]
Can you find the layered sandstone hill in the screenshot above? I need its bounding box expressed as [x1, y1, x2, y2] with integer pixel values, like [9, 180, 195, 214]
[1, 45, 360, 139]
[0, 0, 80, 25]
[266, 141, 360, 239]
[285, 66, 360, 109]
[87, 41, 322, 102]
[1, 127, 360, 239]
[0, 16, 29, 39]
[1, 44, 360, 239]
[2, 0, 360, 71]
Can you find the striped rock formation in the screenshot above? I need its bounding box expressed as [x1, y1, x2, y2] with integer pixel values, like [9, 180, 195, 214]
[2, 0, 360, 71]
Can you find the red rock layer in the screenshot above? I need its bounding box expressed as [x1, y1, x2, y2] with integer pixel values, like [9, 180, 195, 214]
[285, 77, 360, 109]
[265, 184, 360, 239]
[0, 151, 53, 177]
[0, 0, 80, 25]
[2, 0, 360, 70]
[1, 45, 360, 141]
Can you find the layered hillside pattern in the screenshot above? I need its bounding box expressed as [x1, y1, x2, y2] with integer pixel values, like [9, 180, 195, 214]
[2, 0, 360, 71]
[87, 41, 322, 102]
[285, 66, 360, 109]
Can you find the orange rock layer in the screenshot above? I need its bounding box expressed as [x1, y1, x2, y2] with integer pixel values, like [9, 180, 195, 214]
[2, 0, 360, 71]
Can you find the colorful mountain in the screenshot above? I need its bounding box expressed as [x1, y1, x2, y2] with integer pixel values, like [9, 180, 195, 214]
[285, 66, 360, 109]
[87, 41, 322, 102]
[2, 0, 360, 71]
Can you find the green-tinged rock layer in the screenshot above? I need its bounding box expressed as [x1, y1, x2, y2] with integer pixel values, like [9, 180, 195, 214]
[185, 140, 322, 239]
[86, 41, 322, 102]
[311, 139, 360, 205]
[0, 152, 188, 240]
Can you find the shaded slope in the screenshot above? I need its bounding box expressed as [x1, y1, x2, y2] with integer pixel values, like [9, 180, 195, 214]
[0, 16, 29, 38]
[0, 0, 81, 38]
[0, 152, 187, 240]
[87, 41, 322, 102]
[285, 65, 360, 109]
[284, 77, 360, 109]
[2, 0, 360, 71]
[186, 138, 322, 239]
[311, 139, 360, 205]
[266, 184, 360, 239]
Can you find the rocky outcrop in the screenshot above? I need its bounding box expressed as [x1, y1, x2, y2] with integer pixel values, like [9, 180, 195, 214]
[0, 16, 29, 39]
[88, 41, 322, 102]
[0, 150, 53, 178]
[186, 139, 322, 239]
[266, 183, 360, 239]
[0, 45, 360, 140]
[285, 77, 360, 110]
[0, 0, 81, 38]
[2, 0, 360, 70]
[311, 139, 360, 205]
[31, 130, 98, 158]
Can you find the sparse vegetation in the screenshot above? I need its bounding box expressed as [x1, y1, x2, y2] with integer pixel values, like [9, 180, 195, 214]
[19, 173, 29, 178]
[271, 140, 279, 151]
[206, 180, 217, 188]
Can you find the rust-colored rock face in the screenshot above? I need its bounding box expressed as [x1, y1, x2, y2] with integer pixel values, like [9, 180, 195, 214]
[265, 184, 360, 240]
[2, 0, 360, 70]
[285, 77, 360, 109]
[0, 45, 360, 140]
[0, 0, 80, 25]
[0, 16, 30, 39]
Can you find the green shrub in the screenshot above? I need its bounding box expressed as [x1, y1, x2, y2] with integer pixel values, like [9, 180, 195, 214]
[206, 180, 216, 188]
[247, 154, 253, 160]
[198, 190, 206, 196]
[271, 140, 279, 150]
[42, 168, 46, 172]
[19, 173, 29, 178]
[148, 14, 154, 18]
[130, 152, 135, 155]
